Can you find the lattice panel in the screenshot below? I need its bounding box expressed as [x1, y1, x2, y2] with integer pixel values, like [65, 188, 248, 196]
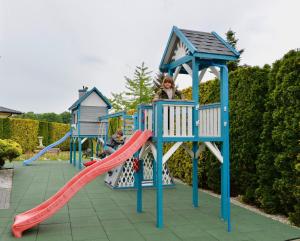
[116, 158, 135, 188]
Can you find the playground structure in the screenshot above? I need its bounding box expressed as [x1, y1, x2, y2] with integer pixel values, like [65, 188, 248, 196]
[12, 26, 239, 237]
[68, 86, 111, 169]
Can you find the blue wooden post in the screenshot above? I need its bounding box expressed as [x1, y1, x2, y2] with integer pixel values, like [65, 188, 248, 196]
[220, 65, 231, 231]
[69, 138, 73, 164]
[137, 106, 144, 213]
[156, 102, 163, 228]
[192, 57, 199, 207]
[137, 158, 144, 213]
[78, 137, 82, 169]
[73, 139, 76, 167]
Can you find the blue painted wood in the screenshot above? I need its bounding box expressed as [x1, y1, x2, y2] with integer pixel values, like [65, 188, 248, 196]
[194, 52, 238, 61]
[199, 103, 221, 110]
[162, 55, 193, 71]
[137, 158, 143, 213]
[173, 26, 197, 54]
[220, 65, 231, 231]
[192, 142, 198, 207]
[211, 32, 240, 57]
[73, 140, 76, 167]
[156, 102, 163, 228]
[69, 139, 73, 164]
[78, 137, 82, 170]
[99, 111, 126, 121]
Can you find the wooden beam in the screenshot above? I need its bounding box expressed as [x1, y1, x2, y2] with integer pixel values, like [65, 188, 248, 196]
[204, 142, 223, 163]
[162, 142, 183, 165]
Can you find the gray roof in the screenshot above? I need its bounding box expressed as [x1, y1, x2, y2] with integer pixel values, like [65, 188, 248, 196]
[0, 106, 23, 114]
[180, 29, 236, 56]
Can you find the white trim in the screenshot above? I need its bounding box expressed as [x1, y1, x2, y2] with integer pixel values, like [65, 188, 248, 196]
[182, 63, 193, 77]
[173, 66, 182, 81]
[198, 68, 207, 82]
[81, 138, 88, 144]
[209, 66, 220, 79]
[204, 142, 223, 163]
[148, 141, 157, 162]
[182, 143, 193, 158]
[163, 142, 183, 164]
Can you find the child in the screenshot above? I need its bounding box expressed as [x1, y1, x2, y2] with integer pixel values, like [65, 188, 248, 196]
[83, 130, 125, 167]
[153, 75, 183, 101]
[103, 129, 125, 155]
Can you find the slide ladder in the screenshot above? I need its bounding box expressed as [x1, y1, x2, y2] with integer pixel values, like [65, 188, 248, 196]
[23, 131, 72, 166]
[12, 130, 152, 238]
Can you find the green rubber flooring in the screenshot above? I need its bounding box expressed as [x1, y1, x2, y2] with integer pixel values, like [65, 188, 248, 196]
[1, 161, 299, 241]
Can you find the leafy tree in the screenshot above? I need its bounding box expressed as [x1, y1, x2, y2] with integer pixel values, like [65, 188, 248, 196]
[229, 65, 269, 201]
[226, 29, 244, 72]
[111, 62, 154, 111]
[256, 50, 300, 225]
[16, 111, 71, 124]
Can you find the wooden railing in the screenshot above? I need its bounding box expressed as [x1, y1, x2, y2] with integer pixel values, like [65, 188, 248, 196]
[162, 103, 194, 137]
[198, 103, 221, 137]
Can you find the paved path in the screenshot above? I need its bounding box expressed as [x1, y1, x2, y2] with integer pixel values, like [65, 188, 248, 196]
[1, 161, 299, 241]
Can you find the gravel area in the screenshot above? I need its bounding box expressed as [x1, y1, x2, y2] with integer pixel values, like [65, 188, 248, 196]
[0, 168, 13, 209]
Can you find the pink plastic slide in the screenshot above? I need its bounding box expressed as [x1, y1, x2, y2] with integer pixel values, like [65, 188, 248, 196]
[12, 130, 152, 238]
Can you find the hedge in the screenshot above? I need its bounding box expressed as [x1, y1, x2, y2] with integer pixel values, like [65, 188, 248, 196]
[9, 118, 39, 152]
[0, 118, 70, 152]
[48, 122, 70, 151]
[167, 50, 300, 226]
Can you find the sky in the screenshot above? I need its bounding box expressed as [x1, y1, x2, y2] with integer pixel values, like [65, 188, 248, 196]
[0, 0, 299, 113]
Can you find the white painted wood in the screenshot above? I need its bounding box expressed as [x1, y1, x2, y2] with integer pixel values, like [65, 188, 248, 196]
[148, 142, 157, 162]
[81, 92, 108, 107]
[182, 143, 194, 158]
[163, 142, 183, 164]
[182, 63, 193, 77]
[173, 66, 182, 81]
[204, 142, 223, 163]
[139, 142, 148, 159]
[187, 106, 193, 136]
[148, 109, 152, 131]
[172, 41, 189, 61]
[98, 137, 104, 145]
[195, 144, 205, 158]
[163, 105, 169, 136]
[175, 106, 181, 136]
[81, 138, 87, 144]
[169, 106, 175, 136]
[217, 107, 220, 136]
[209, 66, 220, 79]
[181, 107, 187, 136]
[198, 68, 207, 82]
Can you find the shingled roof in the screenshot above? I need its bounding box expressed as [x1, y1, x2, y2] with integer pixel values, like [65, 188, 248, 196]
[0, 106, 23, 115]
[159, 26, 240, 70]
[179, 29, 236, 56]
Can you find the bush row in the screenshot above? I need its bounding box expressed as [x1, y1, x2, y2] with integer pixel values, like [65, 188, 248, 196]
[168, 50, 300, 226]
[0, 118, 70, 152]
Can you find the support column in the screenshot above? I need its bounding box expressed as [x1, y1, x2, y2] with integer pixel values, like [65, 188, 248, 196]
[136, 158, 143, 213]
[192, 57, 200, 208]
[156, 102, 163, 228]
[220, 65, 230, 231]
[192, 142, 199, 207]
[69, 138, 73, 164]
[78, 137, 82, 169]
[73, 139, 76, 167]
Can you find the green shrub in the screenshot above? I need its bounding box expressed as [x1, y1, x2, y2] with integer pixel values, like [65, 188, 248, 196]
[38, 121, 49, 146]
[0, 139, 22, 168]
[0, 119, 3, 138]
[9, 118, 39, 152]
[48, 122, 70, 151]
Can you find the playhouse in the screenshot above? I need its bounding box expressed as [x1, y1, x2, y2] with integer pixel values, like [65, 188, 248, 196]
[12, 26, 239, 238]
[68, 86, 111, 169]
